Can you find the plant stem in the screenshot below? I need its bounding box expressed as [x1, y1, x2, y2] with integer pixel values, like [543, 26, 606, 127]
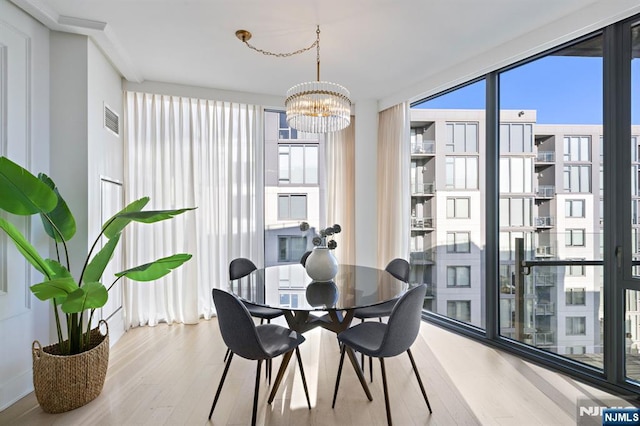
[79, 217, 116, 287]
[42, 213, 71, 271]
[107, 275, 123, 292]
[52, 298, 63, 347]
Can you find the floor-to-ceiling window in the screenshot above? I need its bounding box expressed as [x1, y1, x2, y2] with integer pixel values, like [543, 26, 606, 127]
[498, 35, 604, 369]
[410, 81, 486, 329]
[410, 13, 640, 396]
[625, 19, 640, 384]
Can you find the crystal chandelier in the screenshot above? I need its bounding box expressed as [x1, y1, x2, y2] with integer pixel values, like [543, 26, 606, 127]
[236, 26, 351, 133]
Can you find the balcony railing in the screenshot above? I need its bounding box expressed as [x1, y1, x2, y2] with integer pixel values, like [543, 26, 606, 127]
[410, 250, 436, 263]
[533, 331, 555, 346]
[535, 185, 555, 198]
[536, 151, 555, 162]
[411, 140, 435, 154]
[534, 216, 554, 227]
[411, 217, 434, 230]
[411, 182, 435, 195]
[535, 246, 555, 257]
[534, 303, 555, 316]
[534, 273, 557, 287]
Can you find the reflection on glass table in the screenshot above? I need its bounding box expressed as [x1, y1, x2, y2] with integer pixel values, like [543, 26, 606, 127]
[228, 263, 408, 334]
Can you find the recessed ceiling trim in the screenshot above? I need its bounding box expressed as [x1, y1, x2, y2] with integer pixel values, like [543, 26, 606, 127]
[10, 0, 142, 83]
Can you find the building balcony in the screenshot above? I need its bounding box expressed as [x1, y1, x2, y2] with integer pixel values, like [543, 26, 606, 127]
[534, 273, 557, 287]
[535, 246, 555, 258]
[534, 216, 554, 228]
[411, 140, 435, 155]
[534, 303, 555, 316]
[536, 151, 555, 163]
[411, 182, 435, 195]
[410, 250, 436, 264]
[533, 331, 555, 346]
[411, 217, 434, 231]
[535, 185, 555, 199]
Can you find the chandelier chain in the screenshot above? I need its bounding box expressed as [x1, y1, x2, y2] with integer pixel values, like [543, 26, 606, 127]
[242, 29, 319, 58]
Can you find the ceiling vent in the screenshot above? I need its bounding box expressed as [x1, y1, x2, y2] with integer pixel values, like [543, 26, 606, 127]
[104, 104, 120, 136]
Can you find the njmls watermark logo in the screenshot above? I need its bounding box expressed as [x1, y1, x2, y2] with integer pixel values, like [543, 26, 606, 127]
[577, 397, 640, 426]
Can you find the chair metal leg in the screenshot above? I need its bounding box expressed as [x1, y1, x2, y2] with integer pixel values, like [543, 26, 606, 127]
[379, 358, 393, 426]
[345, 346, 373, 401]
[265, 318, 271, 382]
[209, 352, 234, 420]
[407, 348, 432, 413]
[295, 347, 312, 409]
[369, 356, 373, 383]
[223, 347, 230, 362]
[251, 360, 263, 426]
[332, 344, 347, 408]
[267, 350, 294, 404]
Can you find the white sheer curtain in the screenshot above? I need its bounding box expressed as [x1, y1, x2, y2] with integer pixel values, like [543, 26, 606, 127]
[326, 117, 356, 265]
[377, 103, 410, 267]
[123, 92, 264, 327]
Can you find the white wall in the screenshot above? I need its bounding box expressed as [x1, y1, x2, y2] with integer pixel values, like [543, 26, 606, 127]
[0, 6, 124, 410]
[0, 0, 51, 411]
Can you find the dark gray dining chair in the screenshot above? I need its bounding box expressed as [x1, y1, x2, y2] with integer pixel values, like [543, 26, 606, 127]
[353, 258, 410, 380]
[210, 289, 311, 426]
[300, 250, 312, 266]
[226, 258, 284, 383]
[332, 284, 431, 426]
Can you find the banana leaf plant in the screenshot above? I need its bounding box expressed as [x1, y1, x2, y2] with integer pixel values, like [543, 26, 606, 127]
[0, 156, 194, 355]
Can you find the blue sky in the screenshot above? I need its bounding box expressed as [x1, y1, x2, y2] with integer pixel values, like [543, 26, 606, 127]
[415, 56, 640, 125]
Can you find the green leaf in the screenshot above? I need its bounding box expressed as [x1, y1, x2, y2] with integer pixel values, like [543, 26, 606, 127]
[61, 282, 108, 313]
[37, 173, 76, 242]
[83, 234, 121, 284]
[116, 207, 196, 224]
[0, 217, 54, 279]
[116, 253, 192, 282]
[0, 156, 57, 215]
[44, 259, 72, 279]
[102, 197, 150, 239]
[30, 277, 78, 302]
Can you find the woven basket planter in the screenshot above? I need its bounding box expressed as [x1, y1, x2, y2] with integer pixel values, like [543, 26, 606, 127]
[32, 320, 109, 414]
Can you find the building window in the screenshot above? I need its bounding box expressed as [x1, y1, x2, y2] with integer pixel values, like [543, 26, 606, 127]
[447, 266, 471, 287]
[445, 157, 478, 189]
[566, 316, 587, 335]
[499, 157, 533, 193]
[567, 261, 586, 277]
[446, 197, 470, 218]
[446, 122, 478, 153]
[277, 111, 299, 140]
[279, 293, 300, 308]
[279, 144, 318, 185]
[563, 165, 591, 193]
[563, 136, 591, 162]
[565, 229, 585, 247]
[566, 287, 586, 305]
[565, 199, 585, 218]
[500, 123, 533, 153]
[278, 194, 307, 220]
[278, 236, 307, 262]
[500, 197, 532, 227]
[447, 300, 471, 322]
[447, 232, 471, 253]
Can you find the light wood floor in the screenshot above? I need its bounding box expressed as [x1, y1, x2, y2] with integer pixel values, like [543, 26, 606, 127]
[0, 318, 625, 425]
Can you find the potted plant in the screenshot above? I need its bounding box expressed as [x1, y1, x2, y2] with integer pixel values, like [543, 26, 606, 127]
[0, 156, 194, 413]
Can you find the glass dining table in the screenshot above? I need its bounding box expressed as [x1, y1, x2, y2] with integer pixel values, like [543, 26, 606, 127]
[228, 263, 409, 335]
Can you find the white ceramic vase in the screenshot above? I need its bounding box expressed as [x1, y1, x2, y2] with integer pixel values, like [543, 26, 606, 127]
[305, 247, 338, 281]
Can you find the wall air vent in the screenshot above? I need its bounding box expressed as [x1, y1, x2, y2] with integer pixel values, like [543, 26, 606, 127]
[104, 104, 120, 136]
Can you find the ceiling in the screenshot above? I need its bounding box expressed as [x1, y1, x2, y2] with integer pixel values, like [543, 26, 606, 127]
[11, 0, 640, 108]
